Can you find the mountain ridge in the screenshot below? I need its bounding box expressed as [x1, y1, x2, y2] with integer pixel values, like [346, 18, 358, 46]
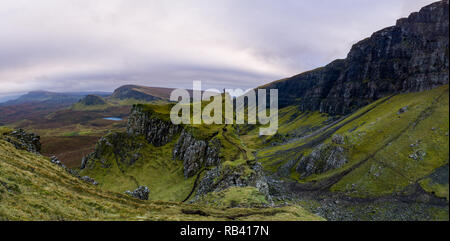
[0, 90, 112, 106]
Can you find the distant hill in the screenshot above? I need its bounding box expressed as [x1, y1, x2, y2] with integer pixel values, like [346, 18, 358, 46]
[0, 94, 22, 103]
[0, 91, 111, 125]
[110, 84, 220, 102]
[71, 95, 109, 111]
[110, 85, 174, 101]
[1, 91, 111, 106]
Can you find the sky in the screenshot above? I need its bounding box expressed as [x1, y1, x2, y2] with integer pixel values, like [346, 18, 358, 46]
[0, 0, 437, 100]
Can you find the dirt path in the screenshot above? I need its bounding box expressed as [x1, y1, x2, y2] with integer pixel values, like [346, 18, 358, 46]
[182, 168, 206, 203]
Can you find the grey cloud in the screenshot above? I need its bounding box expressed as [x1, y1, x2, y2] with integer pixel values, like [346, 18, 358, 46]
[0, 0, 437, 98]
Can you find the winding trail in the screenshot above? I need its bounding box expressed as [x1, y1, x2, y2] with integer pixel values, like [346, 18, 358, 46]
[182, 168, 206, 203]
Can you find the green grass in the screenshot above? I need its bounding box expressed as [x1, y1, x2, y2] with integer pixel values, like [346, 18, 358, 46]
[330, 85, 449, 197]
[196, 186, 269, 208]
[245, 85, 449, 199]
[240, 108, 331, 174]
[420, 178, 449, 201]
[0, 138, 323, 220]
[80, 123, 253, 201]
[0, 126, 13, 135]
[81, 98, 264, 204]
[79, 133, 194, 201]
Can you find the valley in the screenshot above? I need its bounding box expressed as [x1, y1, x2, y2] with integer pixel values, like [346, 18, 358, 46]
[0, 0, 448, 221]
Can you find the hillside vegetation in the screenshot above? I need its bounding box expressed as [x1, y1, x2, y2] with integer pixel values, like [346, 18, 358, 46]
[0, 135, 323, 221]
[79, 98, 258, 203]
[1, 1, 447, 221]
[250, 85, 449, 199]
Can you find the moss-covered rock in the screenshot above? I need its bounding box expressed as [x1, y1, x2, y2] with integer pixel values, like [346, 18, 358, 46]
[194, 160, 270, 203]
[296, 134, 349, 178]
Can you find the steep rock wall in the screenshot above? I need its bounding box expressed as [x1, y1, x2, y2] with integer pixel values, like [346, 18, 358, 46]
[262, 1, 449, 115]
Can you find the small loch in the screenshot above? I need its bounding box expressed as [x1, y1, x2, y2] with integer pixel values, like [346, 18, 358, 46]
[103, 117, 122, 121]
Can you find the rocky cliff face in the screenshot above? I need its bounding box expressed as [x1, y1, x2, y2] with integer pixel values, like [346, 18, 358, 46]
[127, 105, 182, 146]
[173, 130, 221, 178]
[296, 134, 349, 178]
[194, 161, 271, 202]
[263, 0, 449, 115]
[83, 104, 274, 201]
[81, 132, 143, 170]
[85, 105, 221, 179]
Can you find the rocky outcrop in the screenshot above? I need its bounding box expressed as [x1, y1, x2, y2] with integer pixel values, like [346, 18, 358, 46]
[173, 130, 221, 178]
[83, 106, 221, 179]
[81, 132, 142, 170]
[80, 176, 99, 185]
[194, 162, 271, 202]
[262, 0, 449, 115]
[205, 138, 221, 167]
[50, 155, 65, 168]
[1, 128, 41, 153]
[296, 134, 348, 178]
[47, 155, 99, 185]
[127, 105, 182, 146]
[125, 186, 150, 200]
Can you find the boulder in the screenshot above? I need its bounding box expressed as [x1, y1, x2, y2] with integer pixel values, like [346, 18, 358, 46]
[296, 140, 348, 178]
[80, 176, 98, 185]
[125, 186, 150, 200]
[195, 162, 271, 202]
[398, 106, 408, 114]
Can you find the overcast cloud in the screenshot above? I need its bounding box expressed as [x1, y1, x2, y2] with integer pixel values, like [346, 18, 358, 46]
[0, 0, 437, 98]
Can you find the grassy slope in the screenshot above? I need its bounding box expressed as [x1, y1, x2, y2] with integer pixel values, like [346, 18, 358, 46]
[243, 110, 330, 174]
[245, 85, 449, 200]
[0, 138, 323, 220]
[331, 85, 449, 198]
[196, 187, 270, 208]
